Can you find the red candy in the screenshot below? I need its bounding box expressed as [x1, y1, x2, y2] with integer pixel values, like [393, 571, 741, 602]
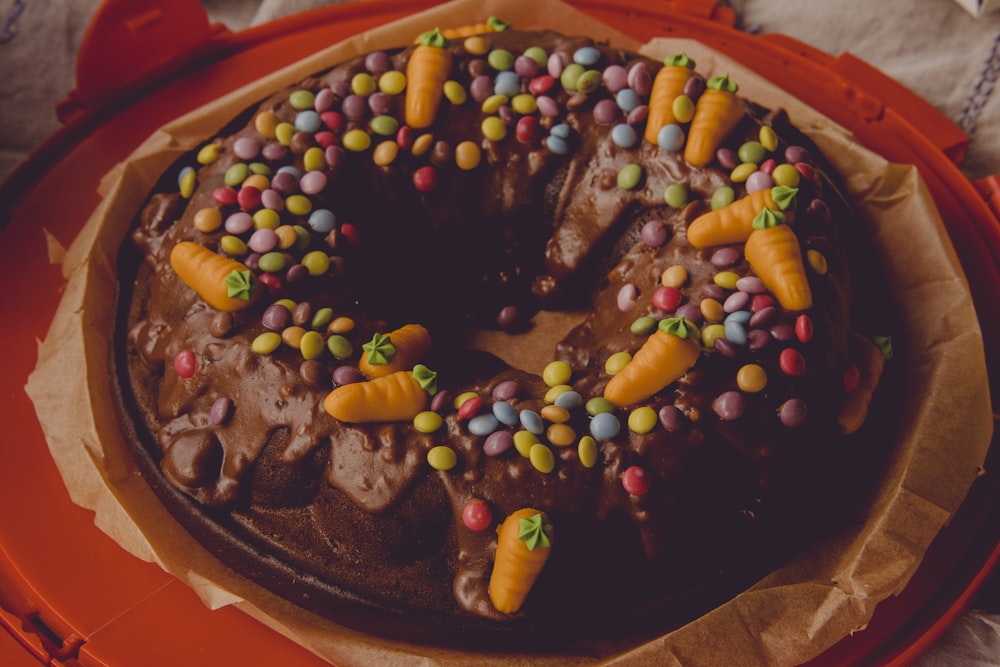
[413, 165, 438, 192]
[794, 162, 815, 182]
[212, 186, 238, 207]
[174, 350, 197, 379]
[462, 499, 493, 531]
[313, 130, 337, 148]
[258, 272, 283, 292]
[516, 116, 540, 144]
[396, 125, 414, 150]
[779, 348, 807, 376]
[750, 294, 775, 312]
[529, 75, 556, 95]
[237, 185, 262, 211]
[621, 466, 651, 496]
[795, 314, 814, 343]
[759, 158, 776, 174]
[843, 363, 861, 392]
[652, 286, 682, 312]
[457, 395, 484, 419]
[320, 110, 345, 132]
[339, 222, 360, 246]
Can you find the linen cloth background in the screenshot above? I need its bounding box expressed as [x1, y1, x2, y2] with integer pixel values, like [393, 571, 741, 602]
[1, 0, 998, 664]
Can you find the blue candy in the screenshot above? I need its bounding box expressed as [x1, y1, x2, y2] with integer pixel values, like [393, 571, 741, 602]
[573, 46, 601, 67]
[492, 401, 519, 427]
[590, 412, 621, 440]
[611, 124, 638, 149]
[519, 409, 544, 435]
[468, 413, 500, 436]
[657, 124, 685, 152]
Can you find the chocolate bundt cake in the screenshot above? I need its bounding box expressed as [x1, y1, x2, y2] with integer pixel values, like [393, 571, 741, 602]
[113, 20, 892, 644]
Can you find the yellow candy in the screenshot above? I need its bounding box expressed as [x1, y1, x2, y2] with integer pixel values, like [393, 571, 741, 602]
[511, 94, 537, 115]
[540, 405, 570, 424]
[481, 116, 507, 142]
[275, 122, 295, 146]
[443, 80, 467, 105]
[303, 146, 326, 172]
[342, 128, 372, 152]
[542, 360, 572, 387]
[193, 208, 221, 233]
[373, 140, 399, 166]
[464, 35, 488, 55]
[196, 143, 221, 164]
[413, 411, 444, 433]
[273, 298, 296, 311]
[411, 133, 433, 156]
[772, 163, 801, 188]
[660, 264, 688, 288]
[700, 298, 724, 322]
[701, 323, 726, 348]
[672, 94, 694, 124]
[302, 250, 331, 276]
[544, 384, 572, 404]
[242, 173, 270, 191]
[604, 351, 632, 375]
[714, 271, 740, 290]
[427, 445, 457, 470]
[577, 435, 598, 468]
[285, 195, 313, 216]
[351, 72, 376, 96]
[254, 111, 278, 138]
[378, 70, 406, 96]
[252, 332, 282, 354]
[328, 316, 355, 334]
[737, 364, 767, 393]
[454, 141, 481, 170]
[219, 235, 247, 256]
[807, 249, 828, 275]
[281, 326, 306, 349]
[729, 162, 757, 183]
[179, 170, 196, 198]
[299, 330, 325, 360]
[253, 208, 280, 230]
[481, 94, 509, 114]
[759, 125, 779, 152]
[546, 423, 575, 447]
[628, 406, 658, 434]
[529, 443, 555, 473]
[513, 430, 537, 457]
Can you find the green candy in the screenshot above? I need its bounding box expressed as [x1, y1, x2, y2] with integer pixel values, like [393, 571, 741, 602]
[559, 63, 585, 91]
[487, 48, 514, 71]
[617, 163, 643, 190]
[258, 251, 286, 273]
[224, 163, 248, 187]
[576, 69, 603, 94]
[738, 140, 767, 165]
[326, 334, 353, 360]
[711, 186, 736, 210]
[630, 316, 657, 335]
[664, 183, 688, 208]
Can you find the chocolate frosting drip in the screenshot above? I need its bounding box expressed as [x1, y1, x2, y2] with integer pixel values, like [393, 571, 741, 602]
[120, 29, 871, 627]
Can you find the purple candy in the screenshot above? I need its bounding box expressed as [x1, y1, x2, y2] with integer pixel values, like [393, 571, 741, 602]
[716, 147, 739, 170]
[626, 104, 649, 126]
[365, 50, 391, 73]
[702, 284, 727, 300]
[332, 365, 361, 386]
[341, 94, 367, 121]
[232, 137, 260, 161]
[261, 142, 289, 161]
[430, 389, 451, 413]
[713, 391, 746, 420]
[593, 99, 619, 125]
[270, 171, 299, 195]
[314, 87, 335, 112]
[683, 75, 704, 99]
[617, 283, 638, 311]
[641, 219, 669, 247]
[261, 188, 284, 211]
[724, 291, 750, 313]
[470, 75, 494, 102]
[224, 212, 253, 235]
[785, 145, 812, 164]
[261, 303, 291, 331]
[770, 322, 796, 342]
[807, 198, 831, 223]
[285, 264, 308, 284]
[714, 337, 738, 359]
[330, 80, 350, 98]
[368, 92, 393, 115]
[602, 64, 628, 92]
[779, 399, 808, 427]
[626, 62, 652, 96]
[749, 306, 777, 328]
[710, 246, 741, 267]
[492, 380, 520, 401]
[325, 145, 347, 171]
[675, 303, 703, 325]
[248, 228, 278, 254]
[536, 95, 559, 117]
[547, 52, 565, 78]
[210, 397, 233, 425]
[745, 170, 773, 194]
[747, 328, 771, 351]
[658, 405, 687, 432]
[514, 54, 540, 78]
[736, 276, 766, 294]
[483, 430, 514, 456]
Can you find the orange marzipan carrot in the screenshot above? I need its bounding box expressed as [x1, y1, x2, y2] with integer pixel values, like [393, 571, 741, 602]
[405, 33, 454, 130]
[358, 323, 432, 378]
[744, 222, 813, 312]
[488, 508, 553, 614]
[323, 370, 428, 423]
[603, 318, 701, 407]
[644, 58, 695, 145]
[684, 74, 744, 168]
[169, 241, 256, 312]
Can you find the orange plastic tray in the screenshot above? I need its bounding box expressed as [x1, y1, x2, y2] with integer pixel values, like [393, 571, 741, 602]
[1, 1, 998, 664]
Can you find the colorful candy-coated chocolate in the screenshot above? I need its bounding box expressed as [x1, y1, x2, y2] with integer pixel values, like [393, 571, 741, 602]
[462, 499, 493, 531]
[621, 466, 651, 496]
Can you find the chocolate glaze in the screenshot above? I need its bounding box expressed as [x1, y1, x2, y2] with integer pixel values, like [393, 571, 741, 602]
[115, 29, 893, 642]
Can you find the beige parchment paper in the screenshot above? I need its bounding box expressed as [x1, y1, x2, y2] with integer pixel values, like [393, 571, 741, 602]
[25, 0, 994, 664]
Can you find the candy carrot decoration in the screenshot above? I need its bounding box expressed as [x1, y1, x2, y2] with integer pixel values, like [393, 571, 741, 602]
[359, 323, 432, 378]
[837, 334, 888, 434]
[324, 366, 436, 423]
[405, 29, 454, 129]
[488, 508, 553, 614]
[686, 185, 798, 248]
[744, 209, 813, 311]
[644, 53, 696, 146]
[604, 317, 701, 407]
[684, 74, 744, 167]
[169, 241, 256, 312]
[434, 16, 509, 40]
